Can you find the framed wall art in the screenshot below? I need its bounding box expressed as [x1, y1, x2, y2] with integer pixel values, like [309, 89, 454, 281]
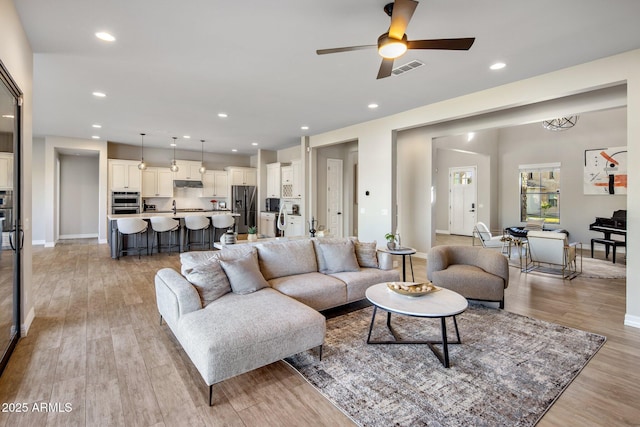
[584, 147, 627, 195]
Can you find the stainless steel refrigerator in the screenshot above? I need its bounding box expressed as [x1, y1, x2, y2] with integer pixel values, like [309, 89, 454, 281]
[231, 185, 257, 234]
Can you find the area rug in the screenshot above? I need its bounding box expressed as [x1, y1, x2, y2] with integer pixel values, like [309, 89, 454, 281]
[286, 305, 605, 427]
[507, 253, 626, 279]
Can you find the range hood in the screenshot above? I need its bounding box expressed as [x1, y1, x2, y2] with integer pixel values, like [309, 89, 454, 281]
[173, 180, 203, 188]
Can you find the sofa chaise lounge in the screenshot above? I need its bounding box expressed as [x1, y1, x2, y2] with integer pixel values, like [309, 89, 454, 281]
[155, 237, 400, 404]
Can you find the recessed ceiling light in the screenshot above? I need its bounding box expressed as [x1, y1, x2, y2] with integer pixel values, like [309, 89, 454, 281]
[183, 135, 191, 139]
[1, 114, 14, 119]
[231, 149, 238, 152]
[170, 143, 177, 147]
[301, 126, 309, 130]
[95, 32, 116, 42]
[92, 91, 106, 97]
[490, 62, 506, 70]
[218, 113, 228, 118]
[91, 136, 100, 139]
[251, 142, 259, 146]
[92, 124, 102, 128]
[368, 103, 379, 109]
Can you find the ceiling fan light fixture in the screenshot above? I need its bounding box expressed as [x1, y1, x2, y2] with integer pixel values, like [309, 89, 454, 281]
[378, 33, 407, 59]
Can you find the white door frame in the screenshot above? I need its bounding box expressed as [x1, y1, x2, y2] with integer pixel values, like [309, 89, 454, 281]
[327, 158, 344, 238]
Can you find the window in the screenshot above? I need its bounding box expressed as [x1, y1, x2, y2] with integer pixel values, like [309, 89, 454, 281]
[519, 163, 561, 224]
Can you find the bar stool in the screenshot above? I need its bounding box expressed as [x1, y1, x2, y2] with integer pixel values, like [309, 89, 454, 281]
[116, 218, 148, 259]
[185, 215, 211, 250]
[211, 214, 235, 244]
[150, 217, 180, 254]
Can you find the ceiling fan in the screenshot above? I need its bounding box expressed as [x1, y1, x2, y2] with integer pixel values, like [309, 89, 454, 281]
[316, 0, 475, 79]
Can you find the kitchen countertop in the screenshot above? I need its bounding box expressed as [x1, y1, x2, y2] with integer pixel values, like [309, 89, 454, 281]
[108, 210, 239, 220]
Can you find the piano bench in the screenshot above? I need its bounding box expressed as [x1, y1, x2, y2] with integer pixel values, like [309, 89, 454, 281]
[591, 238, 626, 264]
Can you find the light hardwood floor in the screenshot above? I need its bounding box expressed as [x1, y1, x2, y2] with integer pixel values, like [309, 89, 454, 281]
[0, 237, 638, 426]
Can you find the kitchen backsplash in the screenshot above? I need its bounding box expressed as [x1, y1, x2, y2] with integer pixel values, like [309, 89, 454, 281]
[143, 187, 228, 211]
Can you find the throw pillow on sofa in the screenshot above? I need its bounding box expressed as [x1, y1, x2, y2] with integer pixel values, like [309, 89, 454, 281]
[219, 248, 269, 295]
[354, 240, 378, 268]
[317, 240, 360, 274]
[256, 240, 318, 280]
[185, 259, 232, 306]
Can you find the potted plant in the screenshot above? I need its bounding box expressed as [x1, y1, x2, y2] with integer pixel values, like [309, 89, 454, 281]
[247, 226, 258, 241]
[385, 232, 398, 250]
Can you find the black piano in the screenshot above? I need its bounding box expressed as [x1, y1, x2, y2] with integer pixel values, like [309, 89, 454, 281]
[589, 210, 626, 263]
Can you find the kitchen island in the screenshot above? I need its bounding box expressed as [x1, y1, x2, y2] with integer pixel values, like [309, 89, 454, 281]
[108, 210, 239, 258]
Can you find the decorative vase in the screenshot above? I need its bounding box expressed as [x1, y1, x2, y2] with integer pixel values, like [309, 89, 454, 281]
[222, 230, 237, 245]
[387, 241, 396, 250]
[247, 234, 257, 242]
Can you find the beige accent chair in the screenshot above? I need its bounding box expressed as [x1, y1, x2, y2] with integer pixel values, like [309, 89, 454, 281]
[427, 245, 510, 308]
[523, 230, 581, 279]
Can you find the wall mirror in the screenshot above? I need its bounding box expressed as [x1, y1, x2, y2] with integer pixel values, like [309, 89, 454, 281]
[0, 59, 22, 376]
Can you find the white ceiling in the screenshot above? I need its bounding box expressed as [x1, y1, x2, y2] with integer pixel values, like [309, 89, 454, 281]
[14, 0, 640, 155]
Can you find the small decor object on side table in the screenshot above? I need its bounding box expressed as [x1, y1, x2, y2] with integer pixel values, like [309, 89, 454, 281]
[309, 217, 318, 237]
[247, 226, 258, 241]
[385, 232, 398, 250]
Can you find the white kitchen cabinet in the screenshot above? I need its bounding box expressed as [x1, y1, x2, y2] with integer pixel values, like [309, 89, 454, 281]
[142, 167, 173, 197]
[0, 153, 13, 190]
[266, 163, 281, 198]
[174, 160, 203, 180]
[226, 167, 257, 186]
[109, 159, 141, 191]
[281, 165, 293, 198]
[260, 212, 276, 238]
[291, 160, 302, 199]
[203, 170, 229, 197]
[285, 215, 305, 237]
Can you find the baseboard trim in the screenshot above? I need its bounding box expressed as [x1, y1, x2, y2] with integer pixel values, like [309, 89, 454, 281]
[59, 233, 98, 239]
[436, 229, 450, 235]
[624, 314, 640, 329]
[44, 241, 56, 248]
[98, 238, 108, 245]
[22, 306, 35, 336]
[32, 239, 46, 246]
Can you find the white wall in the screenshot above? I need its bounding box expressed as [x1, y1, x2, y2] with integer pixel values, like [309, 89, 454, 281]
[498, 108, 627, 245]
[309, 49, 640, 326]
[31, 138, 45, 244]
[0, 0, 34, 332]
[59, 154, 99, 238]
[107, 143, 251, 170]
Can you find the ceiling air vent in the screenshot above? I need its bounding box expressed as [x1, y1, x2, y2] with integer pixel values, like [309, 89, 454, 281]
[392, 60, 425, 76]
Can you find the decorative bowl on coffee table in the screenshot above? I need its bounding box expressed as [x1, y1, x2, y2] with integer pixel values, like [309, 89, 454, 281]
[387, 282, 439, 297]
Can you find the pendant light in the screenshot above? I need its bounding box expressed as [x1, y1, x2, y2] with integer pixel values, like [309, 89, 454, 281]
[137, 133, 147, 170]
[170, 136, 179, 172]
[199, 139, 206, 174]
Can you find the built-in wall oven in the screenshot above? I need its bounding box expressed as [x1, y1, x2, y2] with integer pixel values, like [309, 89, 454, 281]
[0, 190, 13, 232]
[111, 191, 140, 214]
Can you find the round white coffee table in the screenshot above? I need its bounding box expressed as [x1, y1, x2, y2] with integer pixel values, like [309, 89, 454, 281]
[365, 282, 468, 368]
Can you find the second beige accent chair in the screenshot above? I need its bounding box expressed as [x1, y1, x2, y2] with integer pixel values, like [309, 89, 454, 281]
[427, 245, 510, 308]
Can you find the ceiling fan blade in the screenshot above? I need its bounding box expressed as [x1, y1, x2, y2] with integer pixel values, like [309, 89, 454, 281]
[316, 45, 376, 55]
[389, 0, 419, 40]
[377, 58, 395, 79]
[407, 38, 476, 50]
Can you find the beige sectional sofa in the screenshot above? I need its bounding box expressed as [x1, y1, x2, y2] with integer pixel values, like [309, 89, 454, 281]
[155, 237, 400, 405]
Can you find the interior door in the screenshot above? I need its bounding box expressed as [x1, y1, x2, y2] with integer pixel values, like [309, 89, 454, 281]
[0, 61, 22, 376]
[327, 158, 343, 238]
[449, 166, 477, 236]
